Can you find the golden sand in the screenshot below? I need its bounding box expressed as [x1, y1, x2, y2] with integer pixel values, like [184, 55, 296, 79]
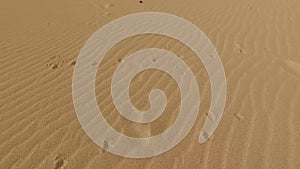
[1, 0, 300, 168]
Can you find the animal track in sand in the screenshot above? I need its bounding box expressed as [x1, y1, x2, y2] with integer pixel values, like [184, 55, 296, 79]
[117, 58, 122, 63]
[45, 55, 75, 69]
[234, 44, 245, 55]
[234, 113, 245, 121]
[45, 55, 61, 69]
[70, 61, 76, 66]
[54, 156, 67, 169]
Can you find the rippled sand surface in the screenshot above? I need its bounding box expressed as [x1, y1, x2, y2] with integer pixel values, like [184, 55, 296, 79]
[1, 0, 300, 168]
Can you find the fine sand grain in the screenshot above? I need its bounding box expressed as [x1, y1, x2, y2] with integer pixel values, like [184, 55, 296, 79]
[1, 0, 300, 169]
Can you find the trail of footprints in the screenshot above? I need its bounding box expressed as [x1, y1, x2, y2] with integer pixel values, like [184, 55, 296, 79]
[45, 55, 76, 69]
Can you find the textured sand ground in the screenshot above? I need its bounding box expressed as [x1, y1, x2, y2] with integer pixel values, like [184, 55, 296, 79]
[1, 0, 300, 169]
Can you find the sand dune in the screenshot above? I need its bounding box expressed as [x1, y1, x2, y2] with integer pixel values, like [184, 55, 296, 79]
[1, 0, 300, 168]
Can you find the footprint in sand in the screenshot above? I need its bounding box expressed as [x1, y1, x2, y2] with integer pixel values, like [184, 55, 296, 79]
[46, 55, 62, 69]
[46, 55, 76, 69]
[234, 44, 245, 55]
[234, 113, 245, 121]
[54, 156, 67, 169]
[70, 61, 76, 66]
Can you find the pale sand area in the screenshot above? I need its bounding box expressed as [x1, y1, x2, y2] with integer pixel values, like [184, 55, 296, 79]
[1, 0, 300, 168]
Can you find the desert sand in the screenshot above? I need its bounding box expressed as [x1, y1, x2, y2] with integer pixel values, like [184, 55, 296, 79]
[1, 0, 300, 168]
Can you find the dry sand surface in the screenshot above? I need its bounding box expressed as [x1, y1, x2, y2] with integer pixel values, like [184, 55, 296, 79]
[1, 0, 300, 168]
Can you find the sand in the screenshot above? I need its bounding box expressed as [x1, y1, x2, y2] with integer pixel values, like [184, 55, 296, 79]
[1, 0, 300, 168]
